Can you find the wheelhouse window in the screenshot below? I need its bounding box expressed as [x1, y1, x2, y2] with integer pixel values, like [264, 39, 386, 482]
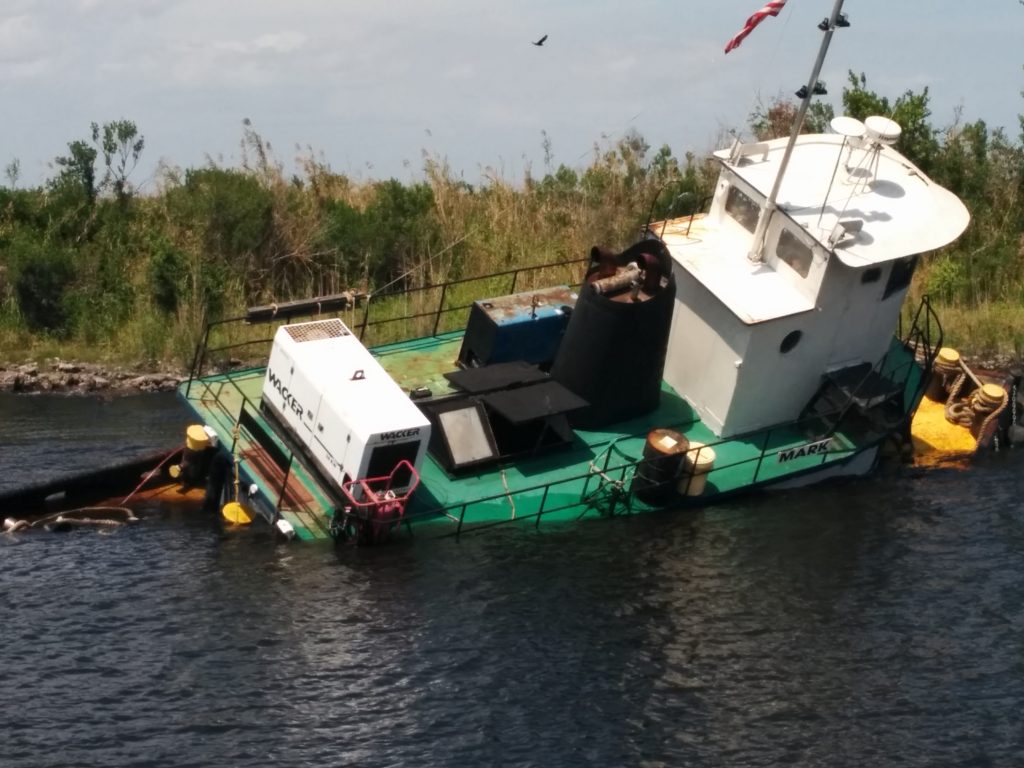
[725, 185, 759, 233]
[861, 267, 882, 284]
[882, 255, 918, 299]
[775, 229, 813, 279]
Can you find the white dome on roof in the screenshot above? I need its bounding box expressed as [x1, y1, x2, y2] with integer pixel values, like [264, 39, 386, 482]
[865, 116, 901, 145]
[829, 116, 865, 138]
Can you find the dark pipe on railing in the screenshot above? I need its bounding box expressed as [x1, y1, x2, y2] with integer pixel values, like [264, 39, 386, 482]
[246, 292, 363, 324]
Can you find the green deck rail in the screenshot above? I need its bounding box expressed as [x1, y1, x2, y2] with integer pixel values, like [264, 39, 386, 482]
[186, 257, 588, 396]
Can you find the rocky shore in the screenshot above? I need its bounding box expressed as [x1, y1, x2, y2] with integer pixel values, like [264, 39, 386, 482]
[0, 351, 1019, 397]
[0, 360, 187, 395]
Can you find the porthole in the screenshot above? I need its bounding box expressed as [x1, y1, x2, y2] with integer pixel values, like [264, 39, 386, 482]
[780, 330, 802, 354]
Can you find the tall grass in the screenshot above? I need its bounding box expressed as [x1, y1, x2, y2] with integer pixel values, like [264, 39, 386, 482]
[0, 129, 713, 369]
[2, 105, 1023, 369]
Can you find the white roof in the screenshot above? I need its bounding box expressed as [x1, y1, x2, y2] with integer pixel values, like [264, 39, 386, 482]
[716, 132, 970, 267]
[660, 216, 815, 324]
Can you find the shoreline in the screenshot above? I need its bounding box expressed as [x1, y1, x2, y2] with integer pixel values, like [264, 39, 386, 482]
[1, 350, 1021, 397]
[0, 360, 188, 396]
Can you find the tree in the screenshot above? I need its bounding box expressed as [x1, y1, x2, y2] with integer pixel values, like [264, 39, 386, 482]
[748, 95, 834, 141]
[51, 120, 145, 204]
[54, 140, 98, 201]
[4, 158, 20, 188]
[842, 71, 939, 173]
[94, 120, 145, 203]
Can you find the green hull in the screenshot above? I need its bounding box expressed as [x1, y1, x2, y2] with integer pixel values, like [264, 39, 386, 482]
[178, 329, 923, 542]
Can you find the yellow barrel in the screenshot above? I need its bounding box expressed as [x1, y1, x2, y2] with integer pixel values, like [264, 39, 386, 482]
[186, 424, 210, 452]
[678, 442, 716, 497]
[173, 425, 214, 486]
[631, 428, 690, 504]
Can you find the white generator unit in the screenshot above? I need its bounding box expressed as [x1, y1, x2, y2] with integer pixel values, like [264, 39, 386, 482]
[260, 318, 430, 498]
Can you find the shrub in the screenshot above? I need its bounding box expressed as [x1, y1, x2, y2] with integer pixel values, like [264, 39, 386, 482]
[10, 236, 76, 335]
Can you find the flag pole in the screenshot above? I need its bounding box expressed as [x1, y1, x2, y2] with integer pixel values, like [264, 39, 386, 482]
[748, 0, 846, 264]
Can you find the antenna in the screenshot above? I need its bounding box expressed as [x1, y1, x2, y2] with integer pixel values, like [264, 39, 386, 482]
[748, 0, 848, 264]
[817, 116, 865, 229]
[855, 115, 902, 188]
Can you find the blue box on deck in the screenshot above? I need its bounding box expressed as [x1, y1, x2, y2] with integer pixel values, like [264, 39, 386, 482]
[458, 286, 578, 369]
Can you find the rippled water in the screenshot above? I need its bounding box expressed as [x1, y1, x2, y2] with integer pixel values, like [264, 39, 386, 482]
[3, 393, 1024, 767]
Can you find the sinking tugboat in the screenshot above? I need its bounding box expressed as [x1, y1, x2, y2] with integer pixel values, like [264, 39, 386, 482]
[171, 2, 975, 543]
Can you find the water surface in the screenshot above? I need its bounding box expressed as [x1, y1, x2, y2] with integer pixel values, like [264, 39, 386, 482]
[2, 393, 1023, 766]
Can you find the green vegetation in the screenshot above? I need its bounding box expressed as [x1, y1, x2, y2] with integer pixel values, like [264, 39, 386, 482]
[2, 75, 1023, 370]
[750, 72, 1024, 356]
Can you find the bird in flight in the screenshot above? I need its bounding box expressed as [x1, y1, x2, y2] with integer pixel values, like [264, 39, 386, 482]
[532, 34, 548, 47]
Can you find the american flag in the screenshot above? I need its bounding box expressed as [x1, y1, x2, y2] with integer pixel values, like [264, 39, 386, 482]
[724, 0, 788, 54]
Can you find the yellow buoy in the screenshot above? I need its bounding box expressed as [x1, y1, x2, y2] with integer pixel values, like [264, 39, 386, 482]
[186, 424, 210, 452]
[221, 501, 252, 525]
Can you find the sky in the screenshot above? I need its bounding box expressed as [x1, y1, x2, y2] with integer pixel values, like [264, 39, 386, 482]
[1, 0, 1022, 192]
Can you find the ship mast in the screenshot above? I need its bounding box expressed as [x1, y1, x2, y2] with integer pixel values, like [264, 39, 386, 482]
[748, 0, 847, 263]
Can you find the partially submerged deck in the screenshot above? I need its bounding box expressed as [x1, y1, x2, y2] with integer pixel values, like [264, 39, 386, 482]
[180, 330, 919, 541]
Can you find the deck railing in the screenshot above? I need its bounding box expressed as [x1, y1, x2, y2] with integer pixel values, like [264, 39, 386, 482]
[410, 309, 940, 538]
[185, 257, 586, 397]
[901, 294, 943, 404]
[185, 369, 304, 518]
[408, 394, 887, 538]
[354, 258, 587, 343]
[802, 294, 942, 440]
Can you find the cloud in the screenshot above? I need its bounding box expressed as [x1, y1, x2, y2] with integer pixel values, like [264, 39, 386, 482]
[1, 0, 1020, 189]
[75, 0, 167, 19]
[158, 31, 318, 89]
[249, 31, 307, 54]
[0, 14, 52, 79]
[207, 31, 308, 57]
[0, 15, 37, 57]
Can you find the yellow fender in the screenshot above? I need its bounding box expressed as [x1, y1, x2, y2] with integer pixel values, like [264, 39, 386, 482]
[221, 501, 253, 526]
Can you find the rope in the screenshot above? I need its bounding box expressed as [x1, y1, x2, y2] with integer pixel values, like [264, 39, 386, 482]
[931, 359, 961, 396]
[500, 469, 516, 520]
[587, 441, 635, 491]
[584, 446, 633, 516]
[47, 517, 127, 529]
[944, 374, 1009, 440]
[32, 506, 139, 528]
[121, 449, 179, 505]
[944, 373, 971, 426]
[974, 388, 1009, 442]
[231, 422, 242, 504]
[373, 232, 471, 296]
[2, 506, 140, 534]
